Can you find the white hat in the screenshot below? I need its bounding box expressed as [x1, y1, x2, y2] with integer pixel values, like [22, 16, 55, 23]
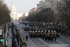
[35, 31, 37, 32]
[54, 31, 56, 32]
[38, 31, 40, 32]
[30, 31, 32, 33]
[42, 31, 43, 32]
[33, 31, 34, 33]
[48, 30, 50, 32]
[51, 31, 53, 32]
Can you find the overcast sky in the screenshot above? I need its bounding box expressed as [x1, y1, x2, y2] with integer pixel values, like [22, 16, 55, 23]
[4, 0, 40, 13]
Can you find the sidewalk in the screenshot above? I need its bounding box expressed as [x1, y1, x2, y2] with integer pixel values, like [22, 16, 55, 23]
[7, 29, 12, 47]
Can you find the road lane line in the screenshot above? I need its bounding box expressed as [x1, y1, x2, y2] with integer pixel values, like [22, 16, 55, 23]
[30, 40, 35, 46]
[38, 38, 47, 45]
[56, 40, 65, 44]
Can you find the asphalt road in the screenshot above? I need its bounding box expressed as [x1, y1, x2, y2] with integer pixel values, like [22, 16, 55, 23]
[14, 22, 70, 47]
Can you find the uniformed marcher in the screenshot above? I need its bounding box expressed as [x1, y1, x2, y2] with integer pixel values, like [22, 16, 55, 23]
[29, 31, 32, 38]
[31, 32, 33, 38]
[47, 34, 50, 41]
[37, 33, 39, 38]
[50, 36, 53, 42]
[35, 31, 37, 37]
[34, 32, 36, 38]
[42, 33, 44, 39]
[32, 31, 34, 37]
[26, 36, 28, 41]
[54, 35, 57, 41]
[40, 32, 42, 38]
[57, 33, 59, 38]
[38, 31, 40, 37]
[45, 35, 48, 41]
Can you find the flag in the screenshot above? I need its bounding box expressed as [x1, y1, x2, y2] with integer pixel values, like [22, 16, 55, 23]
[63, 24, 65, 26]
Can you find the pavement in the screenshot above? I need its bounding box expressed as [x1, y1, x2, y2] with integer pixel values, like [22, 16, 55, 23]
[14, 22, 70, 47]
[7, 28, 12, 47]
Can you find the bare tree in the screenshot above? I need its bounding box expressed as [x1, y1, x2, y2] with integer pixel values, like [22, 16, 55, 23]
[0, 1, 11, 25]
[25, 8, 55, 22]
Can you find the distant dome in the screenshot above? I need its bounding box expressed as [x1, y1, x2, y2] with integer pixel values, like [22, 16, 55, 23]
[11, 3, 16, 12]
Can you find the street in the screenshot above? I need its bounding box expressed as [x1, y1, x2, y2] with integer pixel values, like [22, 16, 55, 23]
[14, 22, 70, 47]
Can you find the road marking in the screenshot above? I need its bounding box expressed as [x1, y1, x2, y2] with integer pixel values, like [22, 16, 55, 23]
[30, 45, 50, 47]
[56, 40, 65, 44]
[30, 40, 35, 46]
[38, 38, 47, 45]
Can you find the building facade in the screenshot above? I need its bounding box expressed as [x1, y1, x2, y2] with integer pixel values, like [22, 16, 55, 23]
[36, 0, 62, 13]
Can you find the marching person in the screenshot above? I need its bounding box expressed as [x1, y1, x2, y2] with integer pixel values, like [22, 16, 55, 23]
[26, 36, 28, 41]
[34, 32, 36, 38]
[50, 36, 53, 42]
[42, 33, 44, 39]
[45, 35, 48, 41]
[54, 35, 57, 41]
[57, 33, 59, 38]
[47, 34, 50, 41]
[37, 33, 39, 38]
[31, 32, 33, 38]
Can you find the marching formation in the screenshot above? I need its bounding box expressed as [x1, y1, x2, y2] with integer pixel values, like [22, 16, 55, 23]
[29, 30, 59, 42]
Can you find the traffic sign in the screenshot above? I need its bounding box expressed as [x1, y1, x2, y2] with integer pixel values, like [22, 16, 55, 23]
[0, 39, 4, 42]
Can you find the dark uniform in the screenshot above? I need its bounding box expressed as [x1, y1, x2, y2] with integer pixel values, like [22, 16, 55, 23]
[47, 34, 50, 41]
[40, 32, 42, 38]
[50, 36, 53, 42]
[37, 33, 39, 38]
[57, 33, 59, 38]
[45, 35, 48, 41]
[34, 33, 36, 38]
[42, 34, 44, 39]
[54, 35, 57, 41]
[31, 33, 33, 38]
[26, 36, 28, 41]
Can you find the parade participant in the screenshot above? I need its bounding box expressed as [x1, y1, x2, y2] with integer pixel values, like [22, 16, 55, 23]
[45, 30, 47, 34]
[54, 35, 57, 41]
[33, 31, 34, 38]
[45, 35, 48, 41]
[37, 32, 39, 38]
[35, 31, 37, 38]
[29, 31, 32, 38]
[34, 32, 36, 38]
[47, 34, 50, 41]
[38, 31, 40, 37]
[57, 33, 59, 38]
[31, 32, 33, 38]
[42, 33, 44, 39]
[40, 31, 43, 38]
[44, 33, 46, 37]
[50, 36, 53, 42]
[26, 36, 28, 41]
